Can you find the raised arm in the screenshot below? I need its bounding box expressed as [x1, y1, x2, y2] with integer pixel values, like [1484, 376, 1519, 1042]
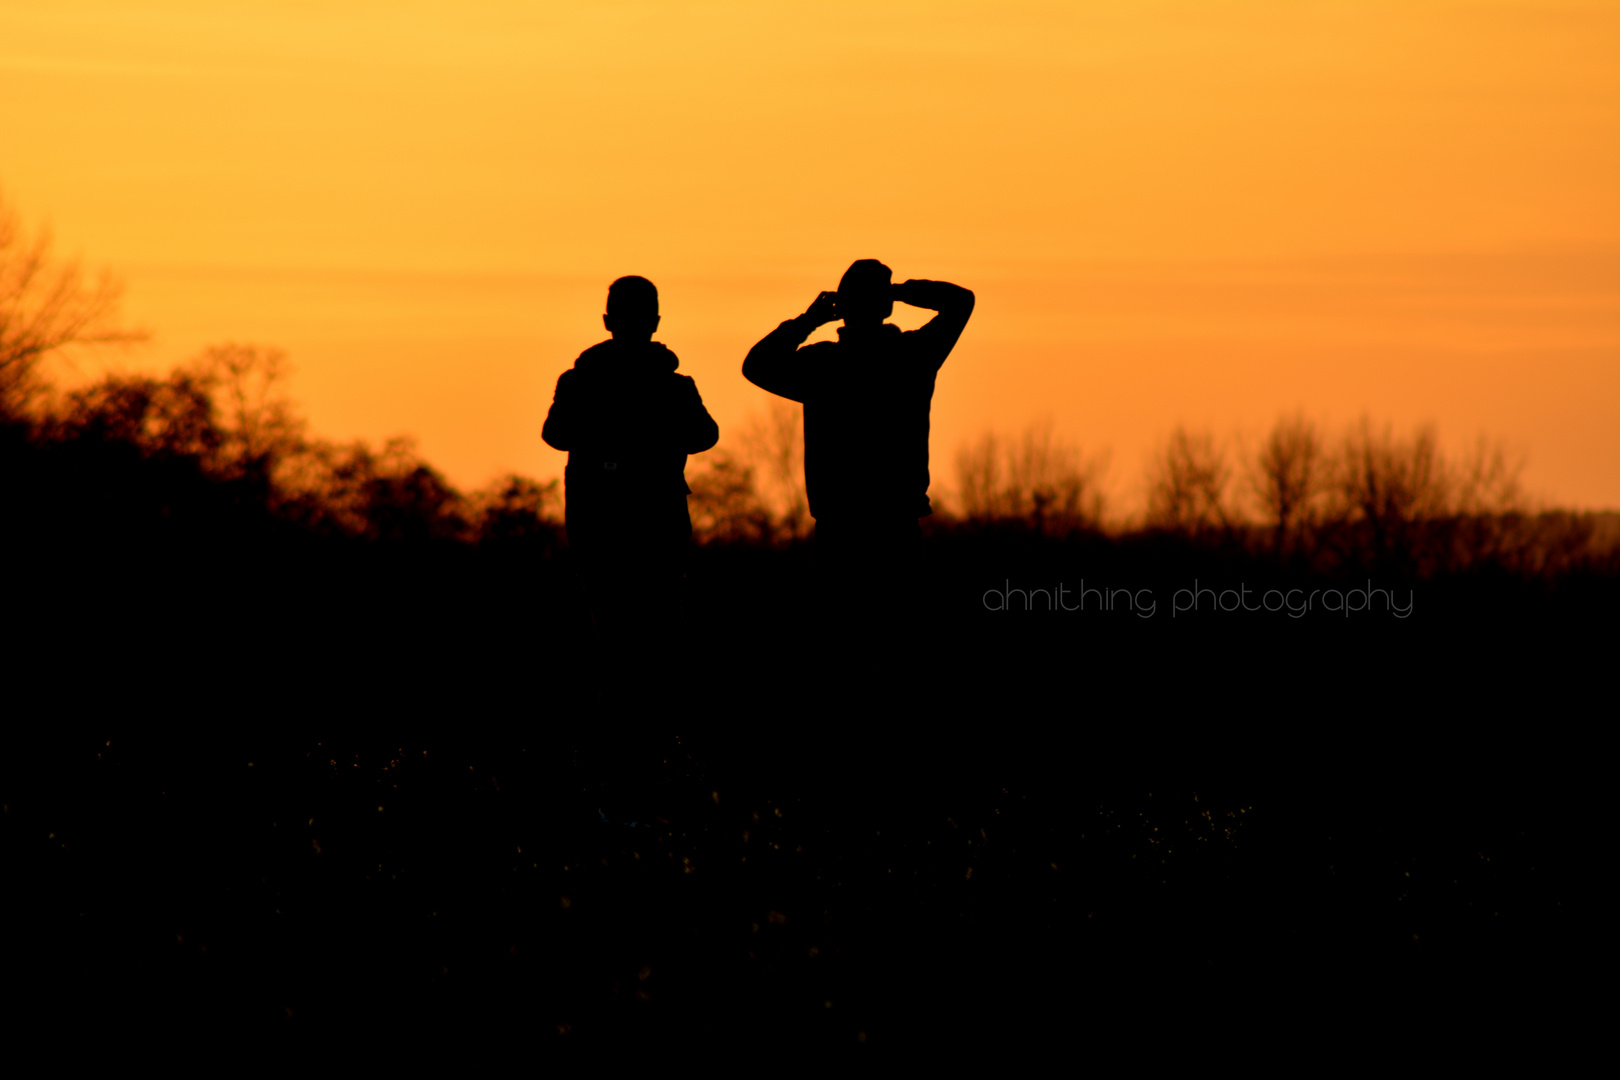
[894, 279, 975, 368]
[741, 291, 839, 403]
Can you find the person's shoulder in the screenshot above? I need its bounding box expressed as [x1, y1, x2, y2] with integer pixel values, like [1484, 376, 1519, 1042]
[571, 339, 616, 371]
[649, 341, 681, 371]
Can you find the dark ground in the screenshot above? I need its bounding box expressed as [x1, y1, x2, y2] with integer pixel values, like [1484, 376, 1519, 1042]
[3, 531, 1605, 1058]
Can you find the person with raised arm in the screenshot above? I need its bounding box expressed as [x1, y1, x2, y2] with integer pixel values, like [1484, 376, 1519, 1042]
[743, 260, 973, 645]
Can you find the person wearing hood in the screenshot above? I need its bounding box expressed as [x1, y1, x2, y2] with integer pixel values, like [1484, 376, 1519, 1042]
[543, 276, 719, 686]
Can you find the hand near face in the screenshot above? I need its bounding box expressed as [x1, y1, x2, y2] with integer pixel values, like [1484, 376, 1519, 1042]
[804, 290, 840, 326]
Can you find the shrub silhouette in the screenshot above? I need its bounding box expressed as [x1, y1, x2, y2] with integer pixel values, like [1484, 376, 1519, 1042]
[5, 344, 567, 560]
[470, 474, 563, 551]
[687, 449, 775, 545]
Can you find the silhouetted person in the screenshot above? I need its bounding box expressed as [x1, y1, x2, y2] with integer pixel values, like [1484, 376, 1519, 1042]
[543, 276, 718, 713]
[743, 260, 973, 656]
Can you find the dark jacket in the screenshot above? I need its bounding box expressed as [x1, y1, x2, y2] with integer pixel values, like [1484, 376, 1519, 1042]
[741, 281, 973, 520]
[543, 339, 719, 549]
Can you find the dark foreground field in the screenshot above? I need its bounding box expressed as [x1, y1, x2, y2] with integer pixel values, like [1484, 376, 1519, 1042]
[4, 534, 1605, 1058]
[5, 731, 1597, 1058]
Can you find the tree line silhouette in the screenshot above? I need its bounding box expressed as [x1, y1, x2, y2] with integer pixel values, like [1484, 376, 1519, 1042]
[4, 192, 1615, 718]
[9, 342, 1610, 578]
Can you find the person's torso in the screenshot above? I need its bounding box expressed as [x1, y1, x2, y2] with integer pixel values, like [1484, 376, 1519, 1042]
[563, 342, 695, 500]
[801, 328, 937, 519]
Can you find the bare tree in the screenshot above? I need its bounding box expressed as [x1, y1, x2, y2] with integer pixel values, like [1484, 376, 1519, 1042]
[1451, 434, 1526, 518]
[1146, 426, 1233, 538]
[184, 344, 306, 483]
[953, 420, 1107, 533]
[954, 431, 1010, 521]
[1326, 418, 1451, 567]
[1009, 420, 1108, 533]
[1439, 434, 1542, 572]
[0, 196, 146, 416]
[737, 400, 809, 539]
[1247, 413, 1324, 557]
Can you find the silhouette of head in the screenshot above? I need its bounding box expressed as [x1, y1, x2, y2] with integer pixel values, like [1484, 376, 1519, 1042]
[604, 276, 660, 342]
[838, 260, 893, 327]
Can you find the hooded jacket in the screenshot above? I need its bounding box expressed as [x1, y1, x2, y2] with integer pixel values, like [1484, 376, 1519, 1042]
[543, 339, 719, 546]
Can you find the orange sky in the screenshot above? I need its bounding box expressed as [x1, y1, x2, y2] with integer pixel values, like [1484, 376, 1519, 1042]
[4, 0, 1617, 511]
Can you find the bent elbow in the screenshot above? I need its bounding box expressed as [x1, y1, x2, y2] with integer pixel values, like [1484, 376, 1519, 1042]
[743, 339, 785, 388]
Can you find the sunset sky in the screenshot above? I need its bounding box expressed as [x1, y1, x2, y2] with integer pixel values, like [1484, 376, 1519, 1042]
[4, 0, 1617, 511]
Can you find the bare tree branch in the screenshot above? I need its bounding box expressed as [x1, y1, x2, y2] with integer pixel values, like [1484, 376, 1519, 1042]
[0, 196, 148, 416]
